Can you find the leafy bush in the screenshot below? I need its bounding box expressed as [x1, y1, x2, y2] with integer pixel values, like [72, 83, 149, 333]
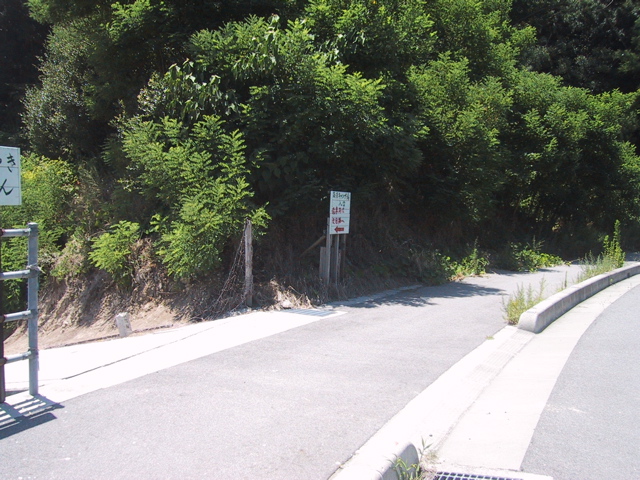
[51, 233, 90, 278]
[409, 244, 489, 284]
[189, 15, 423, 213]
[502, 71, 640, 235]
[454, 243, 489, 277]
[408, 55, 512, 222]
[2, 153, 77, 251]
[499, 240, 563, 272]
[22, 20, 105, 159]
[0, 236, 28, 316]
[88, 221, 141, 285]
[409, 249, 456, 285]
[0, 153, 77, 312]
[122, 113, 269, 280]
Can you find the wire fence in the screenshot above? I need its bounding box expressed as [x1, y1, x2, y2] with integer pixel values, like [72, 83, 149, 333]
[197, 220, 251, 320]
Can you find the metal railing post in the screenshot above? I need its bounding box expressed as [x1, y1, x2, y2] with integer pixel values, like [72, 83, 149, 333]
[27, 223, 39, 396]
[0, 223, 39, 402]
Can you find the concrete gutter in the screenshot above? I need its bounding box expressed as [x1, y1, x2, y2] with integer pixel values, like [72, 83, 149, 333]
[518, 262, 640, 333]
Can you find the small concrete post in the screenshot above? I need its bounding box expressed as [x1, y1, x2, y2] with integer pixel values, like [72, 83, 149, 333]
[115, 312, 132, 337]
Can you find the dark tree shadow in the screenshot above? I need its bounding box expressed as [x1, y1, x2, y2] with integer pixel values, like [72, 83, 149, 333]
[332, 280, 506, 309]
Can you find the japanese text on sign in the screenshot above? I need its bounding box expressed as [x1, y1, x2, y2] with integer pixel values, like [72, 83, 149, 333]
[329, 191, 351, 234]
[0, 146, 22, 205]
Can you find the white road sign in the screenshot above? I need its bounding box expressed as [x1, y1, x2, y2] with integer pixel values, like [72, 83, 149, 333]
[329, 191, 351, 234]
[0, 146, 22, 206]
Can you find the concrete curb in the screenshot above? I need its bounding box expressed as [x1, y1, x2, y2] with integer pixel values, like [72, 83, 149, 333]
[518, 262, 640, 333]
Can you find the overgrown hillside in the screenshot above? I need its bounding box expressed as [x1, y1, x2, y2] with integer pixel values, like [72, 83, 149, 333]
[2, 0, 640, 344]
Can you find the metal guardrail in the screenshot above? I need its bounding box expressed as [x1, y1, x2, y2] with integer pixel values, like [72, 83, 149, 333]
[0, 223, 39, 403]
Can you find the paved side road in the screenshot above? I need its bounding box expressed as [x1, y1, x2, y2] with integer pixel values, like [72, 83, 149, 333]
[522, 283, 640, 480]
[0, 266, 579, 480]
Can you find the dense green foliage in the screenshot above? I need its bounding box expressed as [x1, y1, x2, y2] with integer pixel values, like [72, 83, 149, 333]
[3, 0, 640, 294]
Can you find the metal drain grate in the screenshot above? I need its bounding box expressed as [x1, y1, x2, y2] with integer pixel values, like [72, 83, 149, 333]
[282, 308, 336, 317]
[435, 473, 523, 480]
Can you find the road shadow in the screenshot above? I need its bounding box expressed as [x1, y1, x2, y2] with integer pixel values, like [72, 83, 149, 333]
[487, 267, 572, 277]
[0, 394, 63, 439]
[334, 280, 505, 309]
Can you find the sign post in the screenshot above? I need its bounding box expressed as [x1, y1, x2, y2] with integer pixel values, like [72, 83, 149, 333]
[329, 191, 350, 235]
[0, 146, 22, 403]
[321, 191, 351, 287]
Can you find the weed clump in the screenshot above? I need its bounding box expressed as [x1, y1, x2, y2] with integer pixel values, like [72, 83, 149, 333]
[497, 239, 563, 272]
[410, 242, 489, 285]
[577, 220, 625, 282]
[503, 279, 547, 325]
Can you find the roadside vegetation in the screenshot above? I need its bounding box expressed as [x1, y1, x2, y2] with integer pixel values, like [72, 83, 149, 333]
[575, 221, 626, 282]
[503, 279, 549, 326]
[503, 221, 626, 325]
[2, 1, 640, 331]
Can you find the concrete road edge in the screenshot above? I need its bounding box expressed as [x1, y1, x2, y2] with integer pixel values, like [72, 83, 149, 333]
[518, 263, 640, 333]
[330, 266, 640, 480]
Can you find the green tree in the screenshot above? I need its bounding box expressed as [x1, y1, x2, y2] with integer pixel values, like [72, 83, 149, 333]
[408, 54, 512, 222]
[512, 0, 640, 93]
[189, 15, 422, 212]
[23, 19, 107, 160]
[24, 0, 295, 162]
[17, 0, 640, 290]
[89, 220, 140, 285]
[304, 0, 436, 78]
[500, 69, 640, 234]
[426, 0, 535, 80]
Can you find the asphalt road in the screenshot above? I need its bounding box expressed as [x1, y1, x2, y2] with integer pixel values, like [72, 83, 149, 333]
[0, 267, 578, 480]
[522, 283, 640, 480]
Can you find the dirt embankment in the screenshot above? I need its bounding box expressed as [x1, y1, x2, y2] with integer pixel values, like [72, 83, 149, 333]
[3, 267, 187, 355]
[2, 264, 333, 355]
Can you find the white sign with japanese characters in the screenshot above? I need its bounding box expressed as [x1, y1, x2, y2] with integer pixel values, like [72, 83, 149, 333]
[329, 191, 351, 234]
[0, 146, 22, 205]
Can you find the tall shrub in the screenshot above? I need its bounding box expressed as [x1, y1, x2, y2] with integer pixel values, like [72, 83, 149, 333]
[122, 113, 268, 280]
